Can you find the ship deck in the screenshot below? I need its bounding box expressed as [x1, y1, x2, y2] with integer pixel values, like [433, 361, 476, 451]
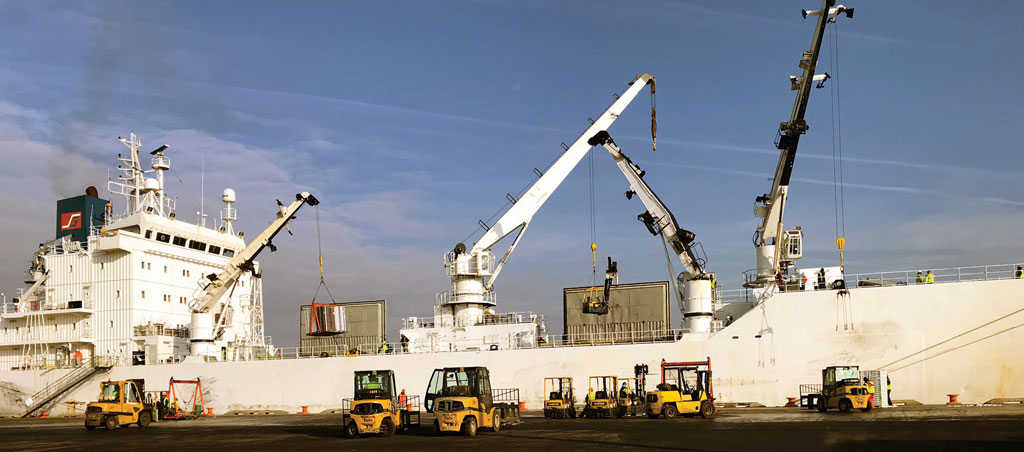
[2, 405, 1023, 451]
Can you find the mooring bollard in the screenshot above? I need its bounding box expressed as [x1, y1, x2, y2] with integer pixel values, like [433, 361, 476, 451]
[946, 394, 960, 405]
[299, 405, 309, 414]
[785, 397, 798, 407]
[206, 407, 214, 416]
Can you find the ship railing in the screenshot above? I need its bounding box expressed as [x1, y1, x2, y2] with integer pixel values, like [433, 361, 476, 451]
[845, 263, 1022, 287]
[435, 290, 497, 306]
[402, 310, 542, 329]
[711, 262, 1024, 309]
[133, 324, 190, 338]
[1, 297, 94, 315]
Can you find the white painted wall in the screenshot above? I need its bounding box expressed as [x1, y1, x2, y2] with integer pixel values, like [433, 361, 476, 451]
[1, 278, 1021, 415]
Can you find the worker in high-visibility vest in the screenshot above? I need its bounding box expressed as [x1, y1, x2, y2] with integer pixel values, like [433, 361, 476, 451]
[586, 387, 596, 403]
[886, 377, 893, 406]
[925, 271, 935, 284]
[619, 382, 631, 398]
[1016, 265, 1023, 279]
[864, 378, 875, 408]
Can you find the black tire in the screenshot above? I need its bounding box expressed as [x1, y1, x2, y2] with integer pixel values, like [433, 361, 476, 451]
[137, 411, 152, 427]
[85, 423, 96, 430]
[663, 404, 678, 419]
[380, 418, 395, 438]
[433, 420, 442, 436]
[492, 411, 501, 432]
[838, 399, 853, 413]
[463, 416, 477, 437]
[861, 403, 873, 413]
[345, 420, 360, 439]
[616, 407, 625, 419]
[817, 397, 828, 412]
[700, 402, 715, 419]
[569, 408, 576, 419]
[647, 412, 659, 419]
[104, 416, 118, 430]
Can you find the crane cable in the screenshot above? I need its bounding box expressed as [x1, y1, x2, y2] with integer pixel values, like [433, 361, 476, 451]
[311, 205, 337, 304]
[829, 19, 848, 270]
[589, 147, 598, 284]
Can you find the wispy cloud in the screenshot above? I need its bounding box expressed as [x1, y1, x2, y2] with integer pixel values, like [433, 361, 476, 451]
[638, 160, 1024, 208]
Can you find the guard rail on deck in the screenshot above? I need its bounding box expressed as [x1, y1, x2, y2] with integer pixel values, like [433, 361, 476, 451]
[716, 262, 1023, 306]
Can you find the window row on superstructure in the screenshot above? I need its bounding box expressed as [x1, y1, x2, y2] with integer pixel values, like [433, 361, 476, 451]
[143, 229, 236, 258]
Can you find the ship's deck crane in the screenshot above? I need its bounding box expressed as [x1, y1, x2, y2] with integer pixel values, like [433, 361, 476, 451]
[189, 192, 320, 358]
[749, 0, 853, 288]
[588, 131, 715, 333]
[441, 73, 657, 327]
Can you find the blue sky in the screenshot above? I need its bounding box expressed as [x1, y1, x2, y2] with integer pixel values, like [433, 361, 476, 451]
[1, 1, 1022, 346]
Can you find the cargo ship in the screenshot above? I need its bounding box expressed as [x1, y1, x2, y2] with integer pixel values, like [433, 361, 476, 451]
[1, 0, 1022, 417]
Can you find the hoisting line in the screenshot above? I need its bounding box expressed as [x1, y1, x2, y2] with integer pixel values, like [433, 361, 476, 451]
[310, 205, 338, 334]
[589, 147, 598, 285]
[828, 18, 848, 271]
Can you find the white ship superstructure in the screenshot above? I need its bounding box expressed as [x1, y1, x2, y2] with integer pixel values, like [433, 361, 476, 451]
[0, 133, 267, 370]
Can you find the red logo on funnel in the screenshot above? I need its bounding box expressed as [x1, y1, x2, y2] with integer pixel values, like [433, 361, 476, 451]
[61, 211, 82, 230]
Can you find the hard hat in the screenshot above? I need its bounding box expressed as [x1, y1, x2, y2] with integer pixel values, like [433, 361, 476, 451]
[589, 387, 594, 391]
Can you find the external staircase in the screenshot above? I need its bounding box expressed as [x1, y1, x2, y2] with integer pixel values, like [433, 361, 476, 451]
[21, 356, 114, 417]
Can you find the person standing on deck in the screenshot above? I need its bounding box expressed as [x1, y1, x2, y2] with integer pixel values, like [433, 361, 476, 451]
[886, 377, 893, 406]
[817, 268, 826, 289]
[916, 271, 924, 284]
[864, 378, 875, 408]
[925, 271, 934, 284]
[1016, 265, 1023, 279]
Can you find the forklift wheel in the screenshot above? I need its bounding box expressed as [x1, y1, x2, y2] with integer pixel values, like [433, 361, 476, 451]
[700, 402, 715, 419]
[104, 416, 119, 430]
[647, 413, 659, 419]
[462, 416, 477, 437]
[345, 420, 359, 439]
[433, 420, 442, 436]
[838, 399, 853, 413]
[492, 411, 502, 432]
[85, 424, 96, 430]
[817, 397, 828, 412]
[380, 418, 395, 438]
[137, 411, 152, 427]
[569, 408, 576, 419]
[663, 404, 678, 419]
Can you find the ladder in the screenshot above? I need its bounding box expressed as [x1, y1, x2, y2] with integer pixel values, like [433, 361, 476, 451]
[21, 356, 114, 417]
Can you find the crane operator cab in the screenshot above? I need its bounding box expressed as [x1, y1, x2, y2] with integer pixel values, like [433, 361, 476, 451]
[343, 370, 420, 438]
[645, 358, 716, 419]
[815, 366, 871, 413]
[85, 379, 155, 430]
[583, 376, 626, 418]
[543, 377, 577, 419]
[425, 366, 521, 437]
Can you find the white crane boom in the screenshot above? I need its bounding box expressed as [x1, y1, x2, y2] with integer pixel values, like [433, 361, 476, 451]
[442, 73, 656, 326]
[466, 74, 656, 287]
[189, 191, 319, 358]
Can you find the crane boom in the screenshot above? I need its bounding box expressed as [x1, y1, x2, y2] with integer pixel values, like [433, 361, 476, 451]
[189, 192, 319, 359]
[442, 73, 656, 326]
[589, 131, 703, 279]
[190, 192, 320, 315]
[469, 73, 656, 263]
[752, 0, 853, 284]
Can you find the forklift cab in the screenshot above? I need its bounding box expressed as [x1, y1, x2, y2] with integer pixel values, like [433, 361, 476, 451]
[425, 367, 492, 413]
[543, 377, 576, 418]
[583, 376, 625, 418]
[645, 358, 715, 419]
[354, 370, 395, 401]
[662, 366, 710, 402]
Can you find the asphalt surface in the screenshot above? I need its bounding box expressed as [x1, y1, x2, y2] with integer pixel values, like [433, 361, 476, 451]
[2, 406, 1024, 451]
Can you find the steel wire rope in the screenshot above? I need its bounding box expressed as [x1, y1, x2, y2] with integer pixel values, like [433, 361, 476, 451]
[588, 147, 598, 285]
[829, 21, 848, 240]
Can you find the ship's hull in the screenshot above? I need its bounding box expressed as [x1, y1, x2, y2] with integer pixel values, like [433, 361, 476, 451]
[3, 278, 1022, 415]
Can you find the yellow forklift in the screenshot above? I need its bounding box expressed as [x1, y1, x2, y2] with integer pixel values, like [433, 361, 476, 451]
[425, 366, 521, 437]
[343, 370, 420, 438]
[543, 377, 577, 419]
[84, 379, 155, 430]
[645, 358, 716, 419]
[583, 376, 626, 418]
[814, 366, 872, 413]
